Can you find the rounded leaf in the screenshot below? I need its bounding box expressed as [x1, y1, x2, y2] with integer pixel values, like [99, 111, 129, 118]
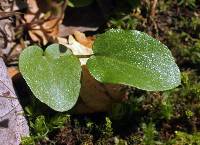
[87, 29, 181, 91]
[19, 44, 81, 112]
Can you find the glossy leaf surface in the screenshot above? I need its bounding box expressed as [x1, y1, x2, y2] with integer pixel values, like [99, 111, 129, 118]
[87, 29, 181, 91]
[19, 44, 81, 111]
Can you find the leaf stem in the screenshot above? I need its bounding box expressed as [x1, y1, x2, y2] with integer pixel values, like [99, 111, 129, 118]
[74, 54, 94, 58]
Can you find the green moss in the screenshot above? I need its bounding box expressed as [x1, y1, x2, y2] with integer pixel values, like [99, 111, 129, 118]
[103, 117, 113, 137]
[169, 131, 200, 144]
[21, 136, 35, 145]
[160, 94, 173, 120]
[178, 0, 197, 9]
[142, 122, 159, 145]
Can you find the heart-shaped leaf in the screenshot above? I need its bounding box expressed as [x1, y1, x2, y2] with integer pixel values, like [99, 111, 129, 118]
[19, 44, 81, 112]
[87, 29, 181, 91]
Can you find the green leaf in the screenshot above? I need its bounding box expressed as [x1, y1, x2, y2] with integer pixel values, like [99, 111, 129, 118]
[87, 29, 181, 91]
[19, 44, 81, 112]
[68, 0, 94, 7]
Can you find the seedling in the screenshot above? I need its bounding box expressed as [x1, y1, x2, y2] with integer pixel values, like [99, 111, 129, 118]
[19, 29, 181, 112]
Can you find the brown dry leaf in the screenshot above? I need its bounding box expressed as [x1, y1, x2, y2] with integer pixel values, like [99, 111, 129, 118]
[59, 25, 99, 37]
[23, 0, 66, 45]
[0, 10, 15, 55]
[59, 35, 93, 65]
[1, 0, 27, 12]
[74, 31, 95, 48]
[72, 66, 126, 114]
[27, 0, 38, 13]
[7, 67, 19, 78]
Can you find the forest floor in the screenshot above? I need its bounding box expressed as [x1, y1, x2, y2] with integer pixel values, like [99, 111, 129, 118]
[1, 0, 200, 145]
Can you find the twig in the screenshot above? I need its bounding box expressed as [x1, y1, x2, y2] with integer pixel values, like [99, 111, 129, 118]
[0, 27, 8, 48]
[0, 94, 17, 99]
[0, 12, 22, 20]
[150, 0, 158, 17]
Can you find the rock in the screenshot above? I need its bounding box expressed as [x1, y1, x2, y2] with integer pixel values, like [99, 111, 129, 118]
[0, 58, 29, 145]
